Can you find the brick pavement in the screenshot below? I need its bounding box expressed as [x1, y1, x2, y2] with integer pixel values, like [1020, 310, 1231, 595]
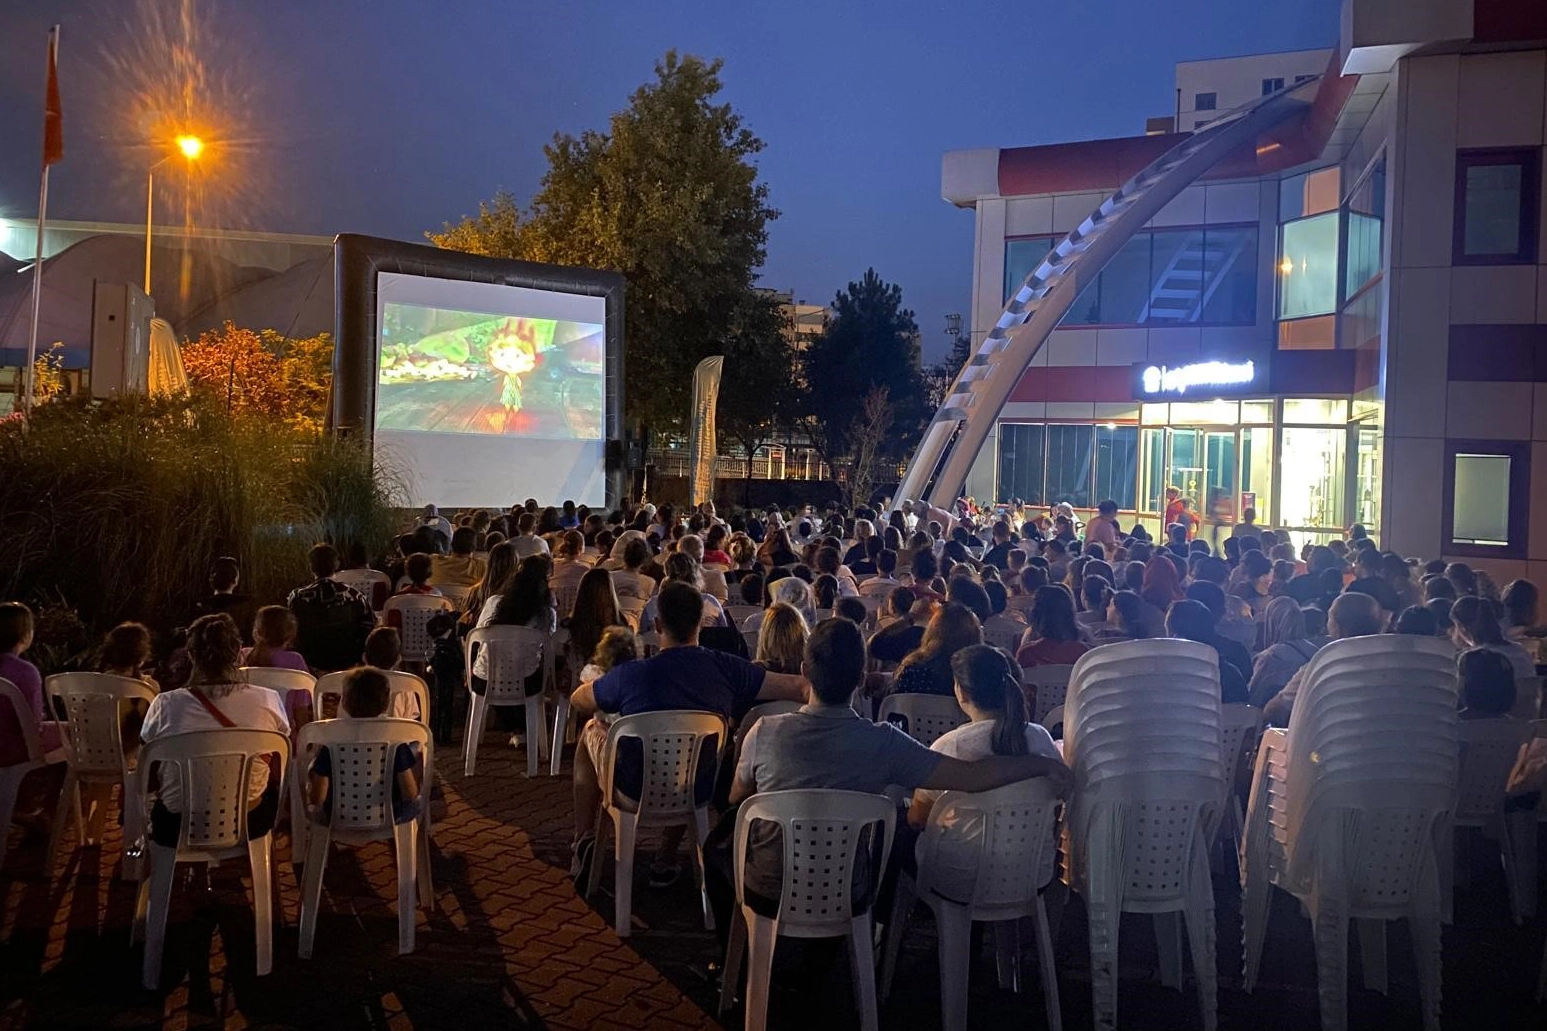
[2, 738, 1545, 1031]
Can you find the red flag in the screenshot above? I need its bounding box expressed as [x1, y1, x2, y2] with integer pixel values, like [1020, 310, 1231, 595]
[42, 32, 62, 167]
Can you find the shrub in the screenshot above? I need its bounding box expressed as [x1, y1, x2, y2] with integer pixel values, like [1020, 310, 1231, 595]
[0, 393, 400, 665]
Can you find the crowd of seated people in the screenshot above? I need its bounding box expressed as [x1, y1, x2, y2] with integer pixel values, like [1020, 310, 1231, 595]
[5, 491, 1546, 985]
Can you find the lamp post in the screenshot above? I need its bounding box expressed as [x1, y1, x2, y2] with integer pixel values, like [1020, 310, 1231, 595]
[144, 134, 203, 295]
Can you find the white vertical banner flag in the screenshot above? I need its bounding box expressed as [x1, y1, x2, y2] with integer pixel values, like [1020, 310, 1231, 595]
[688, 355, 724, 507]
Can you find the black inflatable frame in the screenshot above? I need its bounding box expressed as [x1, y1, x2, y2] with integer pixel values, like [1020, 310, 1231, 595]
[330, 233, 626, 507]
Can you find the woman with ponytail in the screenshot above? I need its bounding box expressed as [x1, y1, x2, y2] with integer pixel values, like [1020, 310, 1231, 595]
[907, 644, 1068, 832]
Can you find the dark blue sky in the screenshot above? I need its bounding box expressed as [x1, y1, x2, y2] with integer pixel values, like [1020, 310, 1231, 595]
[0, 0, 1340, 360]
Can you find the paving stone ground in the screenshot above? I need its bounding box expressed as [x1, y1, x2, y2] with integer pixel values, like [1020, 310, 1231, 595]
[1, 737, 1544, 1030]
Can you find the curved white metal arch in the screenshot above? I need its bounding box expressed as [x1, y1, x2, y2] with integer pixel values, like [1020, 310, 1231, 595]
[895, 78, 1323, 514]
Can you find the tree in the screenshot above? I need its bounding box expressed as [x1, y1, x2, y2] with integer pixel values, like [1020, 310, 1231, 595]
[180, 322, 334, 431]
[429, 52, 778, 433]
[844, 386, 894, 512]
[801, 269, 926, 465]
[716, 292, 797, 497]
[925, 332, 972, 409]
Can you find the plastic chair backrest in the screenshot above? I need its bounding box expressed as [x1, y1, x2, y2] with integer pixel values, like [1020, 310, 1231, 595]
[734, 789, 896, 934]
[736, 701, 803, 747]
[1514, 675, 1543, 720]
[1454, 718, 1533, 823]
[1220, 703, 1266, 785]
[436, 583, 472, 610]
[46, 672, 156, 775]
[1022, 665, 1074, 724]
[240, 666, 316, 697]
[1279, 634, 1458, 886]
[464, 627, 547, 704]
[0, 677, 43, 766]
[876, 693, 967, 748]
[981, 617, 1023, 655]
[333, 568, 389, 605]
[384, 595, 455, 663]
[617, 596, 647, 631]
[600, 710, 726, 815]
[724, 605, 761, 625]
[918, 778, 1061, 908]
[137, 729, 289, 852]
[297, 717, 428, 833]
[313, 670, 430, 725]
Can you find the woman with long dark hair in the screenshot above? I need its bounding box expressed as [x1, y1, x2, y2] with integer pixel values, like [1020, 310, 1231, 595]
[1015, 586, 1090, 668]
[565, 567, 624, 670]
[907, 644, 1068, 832]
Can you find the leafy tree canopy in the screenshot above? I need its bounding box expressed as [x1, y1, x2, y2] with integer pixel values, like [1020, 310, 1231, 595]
[180, 322, 333, 432]
[429, 51, 778, 432]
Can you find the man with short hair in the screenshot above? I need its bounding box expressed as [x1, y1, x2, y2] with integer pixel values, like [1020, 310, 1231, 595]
[711, 618, 1070, 940]
[567, 582, 806, 881]
[430, 527, 487, 588]
[868, 586, 927, 666]
[1264, 591, 1385, 726]
[510, 512, 550, 561]
[981, 520, 1016, 571]
[858, 549, 901, 597]
[287, 544, 376, 673]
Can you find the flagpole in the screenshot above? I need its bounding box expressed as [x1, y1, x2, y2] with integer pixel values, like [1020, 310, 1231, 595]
[24, 25, 59, 416]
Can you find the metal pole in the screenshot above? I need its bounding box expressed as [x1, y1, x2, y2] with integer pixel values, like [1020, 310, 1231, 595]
[23, 26, 59, 416]
[144, 167, 153, 295]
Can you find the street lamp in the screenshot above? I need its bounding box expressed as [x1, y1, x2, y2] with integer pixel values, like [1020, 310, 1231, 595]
[144, 134, 204, 295]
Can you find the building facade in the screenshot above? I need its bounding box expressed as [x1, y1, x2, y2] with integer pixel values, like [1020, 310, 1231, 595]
[942, 0, 1547, 581]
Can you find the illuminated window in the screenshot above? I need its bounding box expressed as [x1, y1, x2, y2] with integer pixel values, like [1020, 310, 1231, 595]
[998, 424, 1045, 505]
[1278, 213, 1339, 320]
[1444, 440, 1529, 557]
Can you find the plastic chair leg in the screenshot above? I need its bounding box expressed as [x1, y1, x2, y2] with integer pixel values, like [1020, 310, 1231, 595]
[584, 809, 607, 901]
[120, 780, 147, 882]
[393, 820, 417, 954]
[879, 871, 915, 1000]
[934, 902, 972, 1031]
[1410, 902, 1443, 1031]
[297, 824, 332, 959]
[1184, 895, 1218, 1031]
[1356, 918, 1387, 995]
[417, 811, 434, 908]
[45, 770, 78, 874]
[612, 810, 637, 938]
[1537, 930, 1547, 1002]
[742, 911, 779, 1031]
[1311, 902, 1349, 1031]
[1505, 809, 1536, 922]
[691, 808, 714, 931]
[140, 844, 178, 989]
[549, 695, 570, 776]
[993, 919, 1022, 992]
[0, 767, 24, 875]
[1239, 862, 1271, 991]
[718, 906, 747, 1014]
[462, 694, 486, 776]
[1154, 911, 1183, 989]
[847, 913, 880, 1031]
[523, 695, 545, 777]
[248, 835, 274, 976]
[1033, 897, 1063, 1031]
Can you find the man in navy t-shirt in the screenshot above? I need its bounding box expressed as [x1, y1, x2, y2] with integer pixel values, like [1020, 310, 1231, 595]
[567, 581, 806, 883]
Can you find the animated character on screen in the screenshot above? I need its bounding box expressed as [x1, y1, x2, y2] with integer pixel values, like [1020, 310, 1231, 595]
[486, 317, 557, 431]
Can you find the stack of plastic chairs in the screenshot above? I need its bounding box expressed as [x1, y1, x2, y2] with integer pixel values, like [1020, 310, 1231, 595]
[1062, 639, 1224, 1031]
[879, 778, 1063, 1031]
[1240, 634, 1457, 1031]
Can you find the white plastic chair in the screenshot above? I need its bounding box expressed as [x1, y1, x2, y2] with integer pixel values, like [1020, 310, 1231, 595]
[880, 779, 1063, 1031]
[876, 693, 967, 748]
[982, 616, 1024, 655]
[1217, 615, 1258, 653]
[702, 568, 730, 602]
[1212, 703, 1266, 869]
[617, 596, 647, 631]
[1512, 675, 1542, 721]
[130, 728, 289, 989]
[735, 701, 803, 748]
[1039, 703, 1065, 738]
[1446, 718, 1533, 925]
[584, 710, 726, 938]
[1239, 634, 1458, 1031]
[718, 789, 896, 1031]
[384, 595, 456, 665]
[240, 667, 317, 726]
[296, 718, 432, 957]
[435, 583, 472, 611]
[724, 604, 761, 626]
[545, 628, 591, 777]
[333, 568, 391, 610]
[44, 672, 156, 874]
[1062, 639, 1224, 1031]
[462, 626, 552, 777]
[312, 669, 429, 725]
[638, 630, 661, 657]
[0, 678, 66, 874]
[1022, 664, 1074, 725]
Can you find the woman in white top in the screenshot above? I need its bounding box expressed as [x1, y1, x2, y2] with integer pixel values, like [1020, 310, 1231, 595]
[140, 613, 289, 846]
[907, 644, 1069, 885]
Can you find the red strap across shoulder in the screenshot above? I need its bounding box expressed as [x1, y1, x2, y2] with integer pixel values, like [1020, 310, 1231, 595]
[189, 688, 237, 728]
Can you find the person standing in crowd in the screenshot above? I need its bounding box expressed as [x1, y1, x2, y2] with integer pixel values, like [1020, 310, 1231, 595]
[1084, 499, 1121, 550]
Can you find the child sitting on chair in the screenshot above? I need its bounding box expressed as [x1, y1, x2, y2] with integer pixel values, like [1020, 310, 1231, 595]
[307, 667, 423, 826]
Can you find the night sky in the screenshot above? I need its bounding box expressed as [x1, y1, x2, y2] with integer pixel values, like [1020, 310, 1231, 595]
[0, 0, 1340, 360]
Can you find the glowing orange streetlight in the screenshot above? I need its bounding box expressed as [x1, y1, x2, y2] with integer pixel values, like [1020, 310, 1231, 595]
[145, 134, 205, 295]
